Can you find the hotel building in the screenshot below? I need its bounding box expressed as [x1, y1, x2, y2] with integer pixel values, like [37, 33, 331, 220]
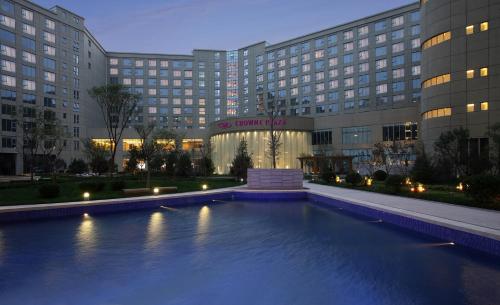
[0, 0, 498, 174]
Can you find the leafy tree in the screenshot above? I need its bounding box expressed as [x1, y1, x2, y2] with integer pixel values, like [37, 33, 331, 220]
[433, 127, 469, 179]
[487, 122, 500, 175]
[89, 84, 140, 175]
[176, 152, 193, 177]
[22, 109, 66, 182]
[68, 159, 87, 174]
[198, 156, 215, 177]
[83, 139, 110, 174]
[125, 146, 140, 173]
[319, 159, 334, 183]
[197, 143, 215, 176]
[230, 138, 253, 181]
[410, 145, 435, 184]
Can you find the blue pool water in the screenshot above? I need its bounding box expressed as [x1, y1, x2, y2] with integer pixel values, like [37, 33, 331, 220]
[0, 200, 499, 305]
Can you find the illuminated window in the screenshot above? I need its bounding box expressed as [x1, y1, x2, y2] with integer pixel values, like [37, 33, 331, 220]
[466, 25, 474, 35]
[422, 107, 452, 120]
[480, 67, 488, 77]
[422, 74, 451, 88]
[466, 70, 474, 79]
[480, 22, 489, 32]
[467, 103, 475, 112]
[422, 32, 451, 50]
[480, 102, 489, 111]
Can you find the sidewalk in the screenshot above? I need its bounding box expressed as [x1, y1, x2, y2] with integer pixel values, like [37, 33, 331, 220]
[306, 181, 500, 241]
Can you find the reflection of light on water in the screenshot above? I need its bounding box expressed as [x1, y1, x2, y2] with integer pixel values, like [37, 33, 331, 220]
[76, 217, 96, 260]
[196, 206, 211, 244]
[146, 212, 165, 251]
[0, 230, 4, 265]
[410, 242, 455, 249]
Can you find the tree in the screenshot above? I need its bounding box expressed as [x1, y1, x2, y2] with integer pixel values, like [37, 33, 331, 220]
[22, 109, 66, 182]
[230, 138, 253, 181]
[410, 144, 434, 184]
[82, 139, 110, 174]
[487, 122, 500, 175]
[265, 92, 284, 168]
[125, 146, 140, 173]
[433, 127, 469, 179]
[68, 159, 87, 174]
[38, 111, 68, 181]
[176, 152, 193, 177]
[197, 143, 215, 176]
[89, 84, 140, 175]
[133, 124, 178, 188]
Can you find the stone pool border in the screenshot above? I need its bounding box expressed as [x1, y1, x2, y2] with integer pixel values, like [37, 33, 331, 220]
[0, 188, 499, 257]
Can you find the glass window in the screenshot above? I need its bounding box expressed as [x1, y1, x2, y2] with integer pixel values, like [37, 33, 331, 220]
[342, 126, 371, 144]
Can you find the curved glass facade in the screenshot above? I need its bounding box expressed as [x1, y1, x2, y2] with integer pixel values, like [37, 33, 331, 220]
[210, 131, 312, 174]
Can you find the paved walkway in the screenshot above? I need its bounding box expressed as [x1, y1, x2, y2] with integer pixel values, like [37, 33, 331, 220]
[305, 181, 500, 241]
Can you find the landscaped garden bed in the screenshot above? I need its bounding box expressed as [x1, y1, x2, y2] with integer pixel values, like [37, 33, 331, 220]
[0, 175, 241, 206]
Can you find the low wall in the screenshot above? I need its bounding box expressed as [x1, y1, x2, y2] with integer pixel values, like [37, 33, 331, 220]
[247, 168, 303, 190]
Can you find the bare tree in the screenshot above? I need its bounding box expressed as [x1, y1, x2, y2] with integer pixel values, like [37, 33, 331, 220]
[265, 93, 285, 168]
[89, 84, 140, 175]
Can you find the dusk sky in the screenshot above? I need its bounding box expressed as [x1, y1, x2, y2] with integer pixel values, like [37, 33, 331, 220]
[35, 0, 415, 54]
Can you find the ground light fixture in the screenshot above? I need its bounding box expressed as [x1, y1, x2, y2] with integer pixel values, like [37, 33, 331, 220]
[335, 176, 341, 183]
[83, 192, 90, 200]
[153, 187, 160, 195]
[456, 182, 464, 191]
[410, 183, 426, 193]
[202, 184, 208, 191]
[366, 177, 373, 186]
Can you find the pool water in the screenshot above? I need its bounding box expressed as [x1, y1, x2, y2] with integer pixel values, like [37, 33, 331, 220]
[0, 200, 499, 305]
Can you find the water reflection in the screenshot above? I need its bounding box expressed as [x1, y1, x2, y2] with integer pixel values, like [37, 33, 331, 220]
[0, 230, 4, 265]
[145, 212, 165, 252]
[76, 216, 97, 261]
[196, 206, 211, 245]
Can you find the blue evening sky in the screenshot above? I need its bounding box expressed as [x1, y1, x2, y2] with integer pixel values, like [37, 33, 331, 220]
[35, 0, 416, 54]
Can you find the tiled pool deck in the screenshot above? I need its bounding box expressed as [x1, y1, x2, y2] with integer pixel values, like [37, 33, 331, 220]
[0, 181, 499, 256]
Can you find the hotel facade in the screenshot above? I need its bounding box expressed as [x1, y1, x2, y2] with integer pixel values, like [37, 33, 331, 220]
[0, 0, 499, 174]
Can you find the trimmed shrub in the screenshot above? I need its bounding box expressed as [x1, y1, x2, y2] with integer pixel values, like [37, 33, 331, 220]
[78, 181, 106, 193]
[463, 175, 500, 204]
[373, 170, 388, 181]
[346, 172, 363, 186]
[110, 180, 126, 191]
[39, 184, 60, 198]
[385, 175, 405, 193]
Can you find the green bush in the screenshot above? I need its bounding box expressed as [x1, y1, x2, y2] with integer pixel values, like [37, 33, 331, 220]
[110, 180, 126, 191]
[373, 170, 388, 181]
[67, 159, 87, 174]
[346, 172, 363, 185]
[38, 184, 60, 198]
[385, 175, 406, 193]
[78, 181, 106, 193]
[463, 175, 500, 203]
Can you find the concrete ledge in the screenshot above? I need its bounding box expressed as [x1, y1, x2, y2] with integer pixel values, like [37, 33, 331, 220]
[247, 168, 303, 189]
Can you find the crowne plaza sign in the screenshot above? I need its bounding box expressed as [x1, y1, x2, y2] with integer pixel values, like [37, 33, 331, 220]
[209, 116, 314, 135]
[217, 118, 288, 129]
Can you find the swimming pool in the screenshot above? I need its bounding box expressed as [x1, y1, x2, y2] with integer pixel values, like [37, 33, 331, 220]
[0, 200, 499, 305]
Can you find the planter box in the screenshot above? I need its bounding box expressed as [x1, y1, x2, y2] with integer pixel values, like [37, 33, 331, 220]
[247, 169, 303, 190]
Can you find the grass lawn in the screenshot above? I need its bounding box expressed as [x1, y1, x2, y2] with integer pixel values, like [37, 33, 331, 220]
[312, 180, 500, 211]
[0, 175, 242, 206]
